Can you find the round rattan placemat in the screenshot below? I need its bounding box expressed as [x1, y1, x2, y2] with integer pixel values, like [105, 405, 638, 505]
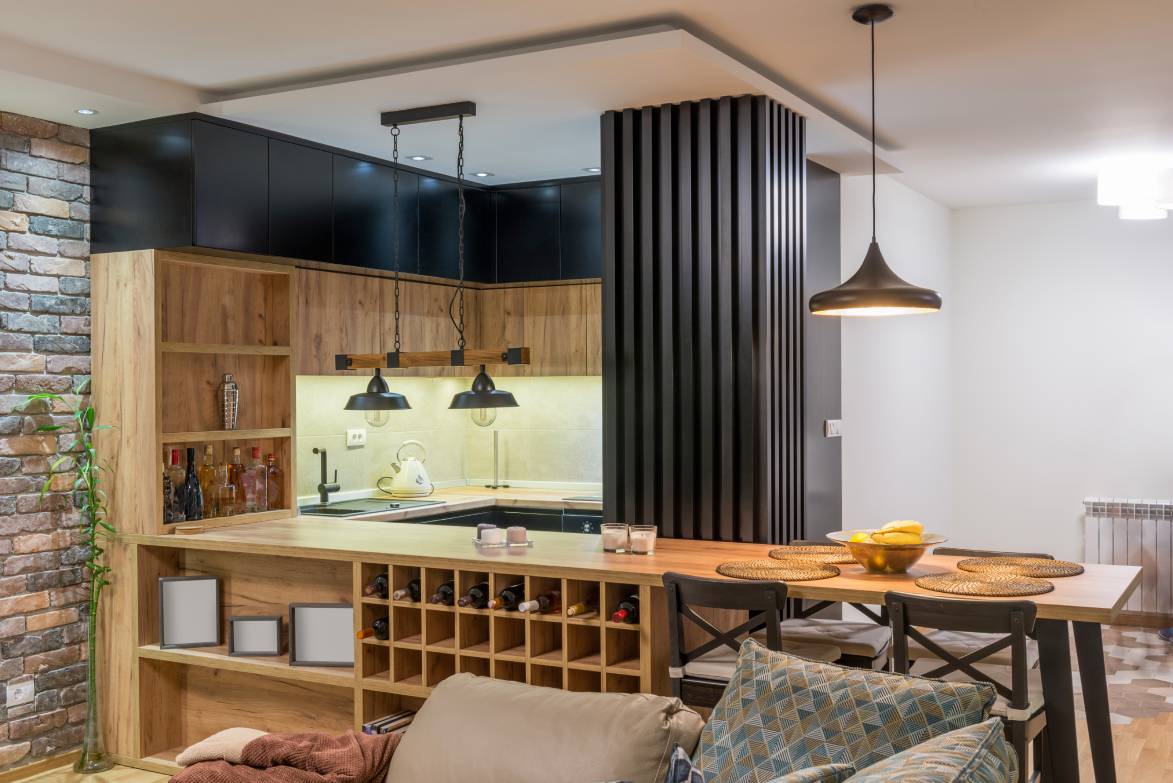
[768, 545, 857, 565]
[955, 557, 1084, 578]
[915, 572, 1054, 597]
[716, 560, 840, 581]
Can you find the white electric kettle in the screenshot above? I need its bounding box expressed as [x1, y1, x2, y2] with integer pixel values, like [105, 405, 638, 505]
[382, 440, 434, 497]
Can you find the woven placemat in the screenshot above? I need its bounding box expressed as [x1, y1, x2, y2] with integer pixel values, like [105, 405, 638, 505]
[955, 557, 1084, 578]
[768, 545, 857, 565]
[915, 572, 1054, 597]
[716, 559, 840, 581]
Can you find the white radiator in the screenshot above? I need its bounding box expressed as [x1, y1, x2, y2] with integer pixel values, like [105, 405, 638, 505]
[1083, 498, 1172, 615]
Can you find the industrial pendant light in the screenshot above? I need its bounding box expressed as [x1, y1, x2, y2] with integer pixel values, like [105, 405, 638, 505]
[448, 115, 519, 411]
[809, 4, 941, 317]
[346, 124, 411, 422]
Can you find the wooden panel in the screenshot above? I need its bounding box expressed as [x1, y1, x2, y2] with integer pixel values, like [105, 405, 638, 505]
[159, 354, 291, 433]
[294, 268, 384, 375]
[394, 279, 465, 378]
[158, 258, 291, 347]
[179, 549, 353, 618]
[520, 285, 601, 377]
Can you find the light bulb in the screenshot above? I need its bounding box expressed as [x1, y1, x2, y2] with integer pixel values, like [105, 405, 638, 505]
[365, 409, 390, 428]
[470, 407, 497, 428]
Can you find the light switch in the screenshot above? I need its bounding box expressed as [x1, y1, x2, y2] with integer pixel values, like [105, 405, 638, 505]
[8, 679, 34, 706]
[346, 428, 367, 448]
[823, 419, 842, 438]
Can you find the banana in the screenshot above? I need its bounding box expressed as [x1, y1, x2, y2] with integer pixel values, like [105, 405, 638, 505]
[871, 530, 923, 545]
[881, 520, 924, 535]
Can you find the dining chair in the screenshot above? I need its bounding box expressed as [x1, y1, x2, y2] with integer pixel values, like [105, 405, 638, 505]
[662, 572, 841, 708]
[773, 539, 893, 670]
[885, 591, 1050, 781]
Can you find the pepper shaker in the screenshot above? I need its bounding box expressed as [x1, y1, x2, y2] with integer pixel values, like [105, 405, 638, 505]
[219, 373, 239, 430]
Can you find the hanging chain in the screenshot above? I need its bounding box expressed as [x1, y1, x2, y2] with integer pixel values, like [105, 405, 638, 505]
[450, 113, 467, 350]
[391, 124, 402, 353]
[870, 18, 877, 242]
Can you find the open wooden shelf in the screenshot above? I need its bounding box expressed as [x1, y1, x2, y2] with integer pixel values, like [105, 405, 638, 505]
[161, 427, 293, 443]
[162, 342, 292, 356]
[138, 643, 352, 687]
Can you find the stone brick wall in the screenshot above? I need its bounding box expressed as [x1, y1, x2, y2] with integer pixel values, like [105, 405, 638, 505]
[0, 111, 92, 771]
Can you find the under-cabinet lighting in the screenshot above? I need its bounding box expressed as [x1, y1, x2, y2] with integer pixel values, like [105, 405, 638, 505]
[75, 108, 97, 116]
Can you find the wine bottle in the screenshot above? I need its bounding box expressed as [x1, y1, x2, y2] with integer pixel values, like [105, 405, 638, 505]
[488, 583, 525, 611]
[182, 447, 204, 521]
[198, 444, 218, 517]
[228, 447, 245, 494]
[364, 574, 389, 600]
[518, 590, 561, 614]
[391, 578, 421, 602]
[428, 581, 456, 606]
[246, 446, 268, 512]
[214, 465, 240, 517]
[162, 460, 173, 523]
[266, 453, 284, 510]
[167, 449, 186, 522]
[456, 582, 490, 609]
[356, 616, 390, 641]
[566, 600, 597, 618]
[610, 595, 640, 624]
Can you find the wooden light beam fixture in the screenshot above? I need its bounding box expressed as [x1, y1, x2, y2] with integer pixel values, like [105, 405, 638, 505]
[335, 347, 530, 371]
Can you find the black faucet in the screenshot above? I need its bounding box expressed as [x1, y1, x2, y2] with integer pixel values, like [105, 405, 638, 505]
[312, 447, 341, 505]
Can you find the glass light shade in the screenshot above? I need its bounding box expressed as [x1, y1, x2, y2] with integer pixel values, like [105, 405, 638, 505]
[449, 366, 518, 410]
[470, 407, 498, 427]
[365, 409, 391, 428]
[809, 241, 942, 317]
[1118, 203, 1168, 220]
[344, 368, 410, 412]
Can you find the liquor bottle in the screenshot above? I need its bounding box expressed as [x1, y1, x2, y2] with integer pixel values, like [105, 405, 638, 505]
[391, 578, 421, 602]
[228, 447, 245, 493]
[214, 465, 240, 517]
[162, 460, 173, 523]
[266, 453, 284, 510]
[245, 446, 268, 513]
[428, 581, 456, 606]
[566, 599, 597, 618]
[182, 447, 204, 521]
[356, 616, 390, 641]
[487, 583, 525, 611]
[167, 449, 186, 522]
[518, 590, 561, 614]
[364, 574, 389, 600]
[456, 582, 490, 609]
[610, 595, 640, 624]
[198, 444, 218, 517]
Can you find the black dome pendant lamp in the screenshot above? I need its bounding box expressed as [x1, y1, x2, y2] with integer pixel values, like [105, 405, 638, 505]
[448, 115, 519, 411]
[346, 124, 410, 416]
[809, 3, 942, 317]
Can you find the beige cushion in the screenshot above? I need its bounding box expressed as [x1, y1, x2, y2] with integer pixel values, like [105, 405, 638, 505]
[682, 641, 841, 680]
[177, 727, 267, 766]
[385, 673, 704, 783]
[908, 629, 1040, 669]
[910, 659, 1045, 721]
[776, 618, 892, 660]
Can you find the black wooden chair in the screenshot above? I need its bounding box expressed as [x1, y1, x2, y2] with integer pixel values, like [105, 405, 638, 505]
[886, 591, 1050, 780]
[662, 572, 841, 708]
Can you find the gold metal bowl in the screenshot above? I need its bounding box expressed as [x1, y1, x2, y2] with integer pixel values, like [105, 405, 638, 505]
[827, 530, 948, 574]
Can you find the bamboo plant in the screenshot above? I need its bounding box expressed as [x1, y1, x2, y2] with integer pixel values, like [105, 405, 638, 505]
[24, 392, 114, 773]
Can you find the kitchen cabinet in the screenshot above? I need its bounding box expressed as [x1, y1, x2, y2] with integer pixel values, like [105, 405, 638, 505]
[559, 180, 602, 279]
[332, 155, 419, 273]
[192, 120, 268, 253]
[562, 511, 603, 534]
[413, 509, 494, 528]
[418, 177, 495, 282]
[495, 508, 563, 533]
[474, 284, 602, 377]
[269, 139, 333, 262]
[495, 185, 560, 282]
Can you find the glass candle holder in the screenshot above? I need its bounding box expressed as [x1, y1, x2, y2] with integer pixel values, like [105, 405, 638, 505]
[601, 523, 629, 553]
[628, 525, 657, 555]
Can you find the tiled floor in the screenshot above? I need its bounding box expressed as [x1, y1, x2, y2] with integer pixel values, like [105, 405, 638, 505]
[11, 625, 1173, 782]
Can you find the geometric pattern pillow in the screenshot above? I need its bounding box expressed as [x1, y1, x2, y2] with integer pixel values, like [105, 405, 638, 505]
[692, 640, 996, 783]
[764, 765, 857, 783]
[846, 718, 1018, 783]
[663, 745, 703, 783]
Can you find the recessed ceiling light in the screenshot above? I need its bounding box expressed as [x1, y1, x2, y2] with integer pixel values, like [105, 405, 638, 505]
[407, 154, 432, 161]
[582, 167, 601, 174]
[75, 108, 98, 116]
[472, 171, 494, 178]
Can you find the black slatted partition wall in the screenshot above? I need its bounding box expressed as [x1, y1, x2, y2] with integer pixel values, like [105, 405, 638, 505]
[601, 95, 806, 545]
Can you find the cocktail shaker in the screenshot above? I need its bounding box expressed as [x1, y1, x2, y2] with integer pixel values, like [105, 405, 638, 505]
[220, 373, 239, 430]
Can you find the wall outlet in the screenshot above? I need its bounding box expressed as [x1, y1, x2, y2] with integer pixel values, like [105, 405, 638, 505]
[7, 679, 34, 706]
[346, 428, 367, 448]
[823, 419, 843, 438]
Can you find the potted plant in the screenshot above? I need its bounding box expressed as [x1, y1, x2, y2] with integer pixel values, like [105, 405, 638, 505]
[24, 392, 114, 773]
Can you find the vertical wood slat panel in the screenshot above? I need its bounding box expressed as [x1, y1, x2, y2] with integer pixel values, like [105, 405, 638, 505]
[602, 95, 805, 544]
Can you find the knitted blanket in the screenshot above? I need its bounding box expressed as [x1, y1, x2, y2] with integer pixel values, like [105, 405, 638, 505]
[171, 729, 401, 783]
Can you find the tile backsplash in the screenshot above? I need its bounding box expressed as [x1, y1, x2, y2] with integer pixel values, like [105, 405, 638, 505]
[295, 375, 602, 500]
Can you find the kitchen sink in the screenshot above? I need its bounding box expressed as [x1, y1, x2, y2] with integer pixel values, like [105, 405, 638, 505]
[299, 498, 445, 517]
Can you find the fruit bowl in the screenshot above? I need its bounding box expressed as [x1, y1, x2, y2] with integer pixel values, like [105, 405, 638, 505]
[828, 530, 948, 574]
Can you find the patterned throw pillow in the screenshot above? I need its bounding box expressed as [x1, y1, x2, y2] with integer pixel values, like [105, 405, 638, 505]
[663, 744, 703, 783]
[692, 639, 996, 783]
[764, 764, 856, 783]
[846, 718, 1018, 783]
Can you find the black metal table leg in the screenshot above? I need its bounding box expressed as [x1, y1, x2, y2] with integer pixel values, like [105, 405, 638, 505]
[1073, 621, 1117, 783]
[1036, 619, 1079, 782]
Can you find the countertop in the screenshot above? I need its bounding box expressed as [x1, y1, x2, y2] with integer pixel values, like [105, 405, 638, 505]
[298, 486, 603, 523]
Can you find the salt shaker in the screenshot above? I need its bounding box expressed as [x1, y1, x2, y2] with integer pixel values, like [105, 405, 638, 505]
[219, 373, 239, 430]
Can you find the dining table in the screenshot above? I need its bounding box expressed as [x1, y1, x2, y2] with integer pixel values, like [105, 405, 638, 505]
[766, 552, 1142, 783]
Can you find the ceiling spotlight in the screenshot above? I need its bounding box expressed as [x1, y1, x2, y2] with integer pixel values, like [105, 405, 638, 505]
[75, 108, 97, 116]
[407, 154, 432, 161]
[582, 166, 601, 174]
[1097, 160, 1172, 220]
[472, 171, 494, 178]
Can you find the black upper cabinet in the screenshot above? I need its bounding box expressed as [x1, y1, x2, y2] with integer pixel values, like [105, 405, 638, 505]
[191, 120, 268, 254]
[464, 187, 496, 283]
[269, 140, 332, 262]
[333, 155, 418, 272]
[559, 180, 602, 279]
[496, 185, 561, 283]
[418, 178, 494, 281]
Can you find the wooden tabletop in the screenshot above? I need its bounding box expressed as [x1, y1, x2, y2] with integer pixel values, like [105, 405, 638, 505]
[124, 518, 1140, 624]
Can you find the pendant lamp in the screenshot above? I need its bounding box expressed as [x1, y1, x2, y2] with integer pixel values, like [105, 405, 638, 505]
[808, 4, 941, 317]
[448, 115, 519, 411]
[346, 124, 411, 420]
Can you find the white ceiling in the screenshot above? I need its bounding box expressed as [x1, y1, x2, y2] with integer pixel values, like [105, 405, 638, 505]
[1, 0, 1171, 206]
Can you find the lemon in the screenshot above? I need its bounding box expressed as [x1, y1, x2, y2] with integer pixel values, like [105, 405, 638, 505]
[850, 532, 872, 543]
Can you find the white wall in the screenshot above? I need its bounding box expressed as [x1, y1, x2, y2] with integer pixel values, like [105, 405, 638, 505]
[840, 175, 954, 531]
[951, 201, 1173, 560]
